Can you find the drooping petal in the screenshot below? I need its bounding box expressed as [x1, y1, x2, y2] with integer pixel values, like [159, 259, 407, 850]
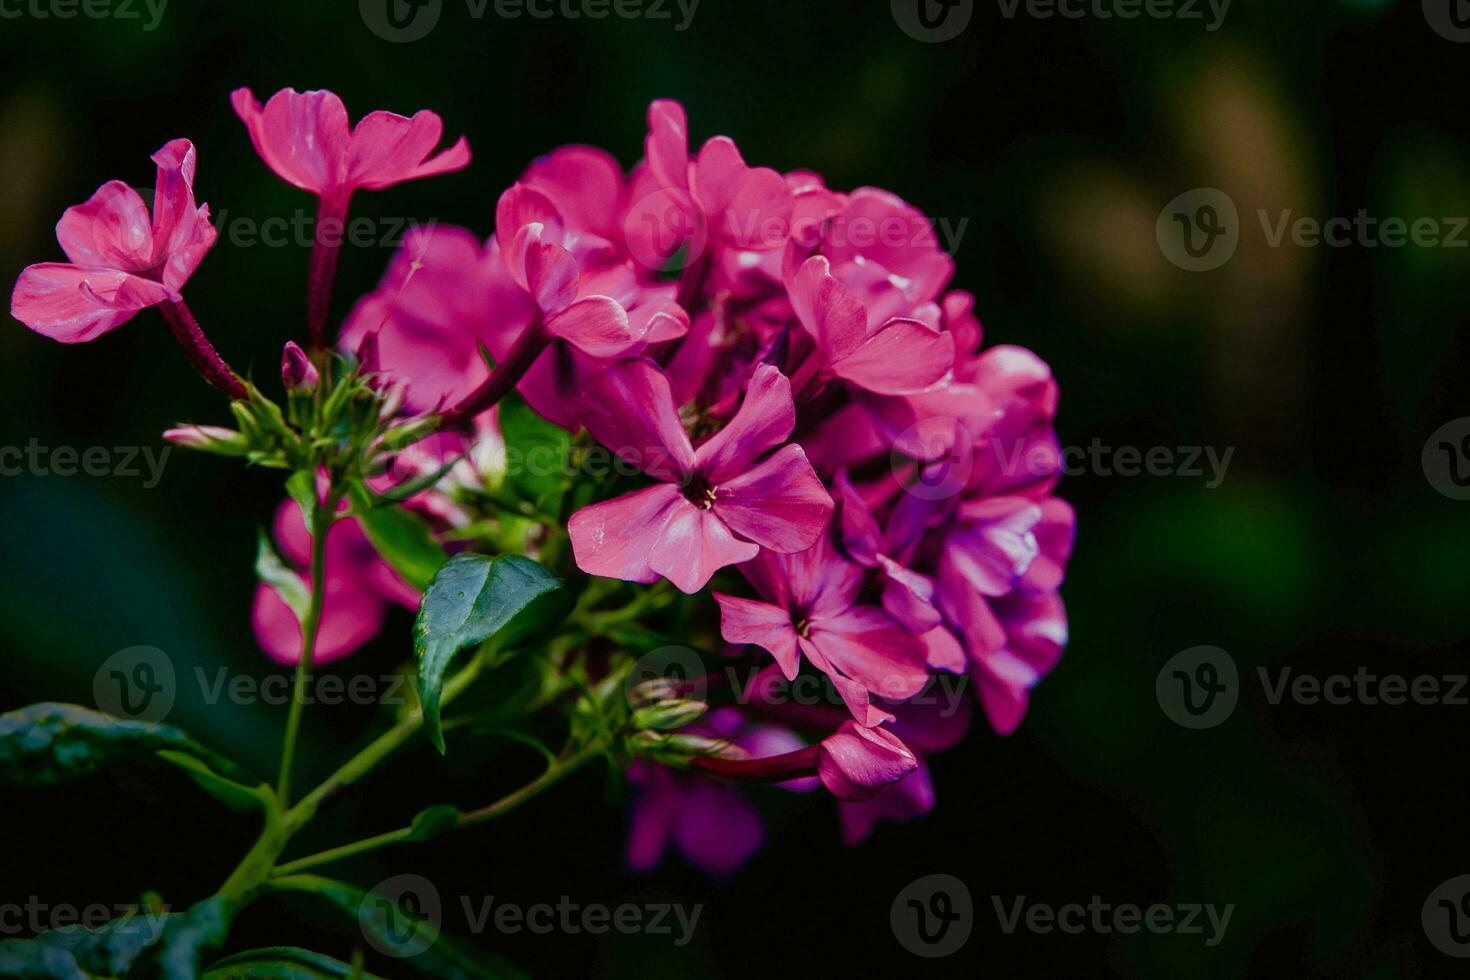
[877, 555, 942, 633]
[817, 721, 918, 801]
[714, 593, 800, 680]
[348, 108, 470, 190]
[830, 317, 955, 395]
[839, 761, 934, 845]
[568, 484, 685, 585]
[647, 502, 760, 594]
[544, 295, 640, 359]
[231, 87, 351, 196]
[712, 444, 833, 554]
[11, 264, 172, 343]
[149, 139, 209, 271]
[55, 181, 154, 271]
[692, 364, 796, 483]
[580, 358, 696, 481]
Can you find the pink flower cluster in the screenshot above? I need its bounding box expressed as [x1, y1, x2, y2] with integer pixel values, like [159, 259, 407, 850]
[337, 99, 1075, 868]
[9, 90, 1074, 873]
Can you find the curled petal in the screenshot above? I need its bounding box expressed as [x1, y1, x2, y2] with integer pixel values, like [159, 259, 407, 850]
[545, 295, 640, 359]
[231, 87, 351, 196]
[55, 181, 154, 271]
[645, 99, 690, 191]
[818, 721, 917, 801]
[348, 109, 471, 191]
[11, 264, 172, 343]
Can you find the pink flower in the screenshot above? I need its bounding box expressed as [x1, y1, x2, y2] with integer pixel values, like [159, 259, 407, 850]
[11, 140, 216, 344]
[230, 87, 470, 206]
[252, 500, 419, 665]
[714, 535, 929, 726]
[568, 360, 832, 594]
[817, 721, 918, 801]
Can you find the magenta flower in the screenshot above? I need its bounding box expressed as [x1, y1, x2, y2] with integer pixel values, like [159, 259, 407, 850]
[252, 499, 419, 665]
[568, 360, 832, 594]
[230, 87, 470, 206]
[714, 535, 929, 726]
[12, 140, 215, 343]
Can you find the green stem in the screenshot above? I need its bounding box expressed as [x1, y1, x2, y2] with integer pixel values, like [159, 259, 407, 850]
[276, 503, 331, 805]
[270, 740, 608, 877]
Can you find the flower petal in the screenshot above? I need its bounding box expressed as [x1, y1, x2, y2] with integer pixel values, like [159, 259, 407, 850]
[648, 503, 760, 594]
[809, 606, 930, 705]
[693, 363, 796, 483]
[712, 444, 833, 554]
[55, 181, 153, 271]
[11, 264, 171, 343]
[714, 593, 800, 680]
[231, 87, 351, 196]
[645, 99, 690, 190]
[818, 721, 917, 801]
[580, 358, 696, 481]
[789, 255, 866, 363]
[348, 109, 470, 190]
[545, 295, 640, 359]
[831, 317, 955, 395]
[568, 484, 684, 585]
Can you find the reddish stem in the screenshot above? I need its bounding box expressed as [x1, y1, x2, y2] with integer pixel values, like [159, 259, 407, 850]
[688, 745, 821, 784]
[439, 314, 549, 429]
[157, 299, 248, 400]
[307, 195, 350, 350]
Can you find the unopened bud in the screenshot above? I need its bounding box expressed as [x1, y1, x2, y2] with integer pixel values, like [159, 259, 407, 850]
[631, 697, 709, 732]
[163, 425, 250, 456]
[281, 341, 319, 394]
[629, 730, 734, 762]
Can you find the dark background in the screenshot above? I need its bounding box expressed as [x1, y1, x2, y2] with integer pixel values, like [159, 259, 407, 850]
[2, 0, 1468, 975]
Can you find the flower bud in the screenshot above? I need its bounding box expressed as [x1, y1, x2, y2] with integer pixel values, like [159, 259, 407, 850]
[281, 341, 319, 394]
[163, 425, 250, 457]
[631, 697, 709, 732]
[629, 730, 733, 763]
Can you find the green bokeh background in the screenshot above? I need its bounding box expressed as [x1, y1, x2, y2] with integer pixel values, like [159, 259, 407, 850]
[2, 0, 1467, 975]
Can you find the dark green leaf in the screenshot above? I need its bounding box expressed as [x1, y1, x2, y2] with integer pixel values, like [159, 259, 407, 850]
[358, 506, 448, 592]
[205, 946, 384, 979]
[285, 471, 318, 535]
[0, 703, 257, 787]
[498, 393, 571, 516]
[414, 555, 570, 753]
[143, 897, 233, 980]
[0, 904, 171, 979]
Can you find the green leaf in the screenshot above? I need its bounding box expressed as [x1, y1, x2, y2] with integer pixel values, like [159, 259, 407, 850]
[256, 530, 311, 622]
[285, 471, 319, 534]
[145, 897, 233, 980]
[268, 876, 525, 980]
[0, 905, 170, 979]
[406, 804, 464, 842]
[498, 392, 571, 515]
[156, 750, 273, 812]
[0, 703, 257, 788]
[414, 555, 571, 754]
[358, 506, 448, 592]
[205, 947, 384, 979]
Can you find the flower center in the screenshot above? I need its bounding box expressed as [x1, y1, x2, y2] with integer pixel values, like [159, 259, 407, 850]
[683, 474, 718, 510]
[794, 618, 811, 638]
